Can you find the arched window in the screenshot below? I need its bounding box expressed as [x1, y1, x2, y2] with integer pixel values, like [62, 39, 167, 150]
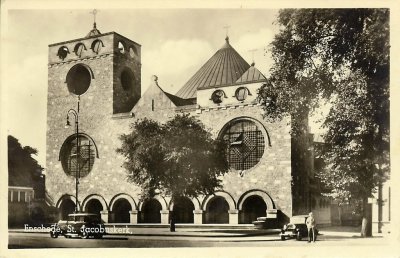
[91, 39, 104, 54]
[129, 46, 138, 58]
[221, 119, 266, 170]
[57, 46, 69, 60]
[74, 43, 86, 57]
[235, 87, 251, 101]
[211, 90, 226, 104]
[118, 41, 126, 54]
[60, 134, 98, 178]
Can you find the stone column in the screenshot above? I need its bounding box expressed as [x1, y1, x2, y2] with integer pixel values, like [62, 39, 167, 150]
[228, 209, 239, 224]
[267, 209, 278, 218]
[193, 210, 203, 224]
[100, 210, 109, 223]
[160, 210, 170, 224]
[129, 210, 138, 224]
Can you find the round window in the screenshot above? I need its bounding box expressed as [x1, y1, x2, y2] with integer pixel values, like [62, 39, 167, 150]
[121, 68, 135, 91]
[221, 119, 265, 170]
[211, 90, 225, 104]
[235, 87, 249, 101]
[57, 46, 69, 60]
[66, 64, 92, 95]
[60, 134, 97, 178]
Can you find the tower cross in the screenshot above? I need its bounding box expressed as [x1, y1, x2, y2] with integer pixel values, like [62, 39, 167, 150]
[223, 25, 231, 37]
[90, 9, 98, 24]
[248, 48, 258, 64]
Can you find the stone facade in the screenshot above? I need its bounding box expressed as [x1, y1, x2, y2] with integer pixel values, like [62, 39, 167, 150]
[46, 28, 323, 226]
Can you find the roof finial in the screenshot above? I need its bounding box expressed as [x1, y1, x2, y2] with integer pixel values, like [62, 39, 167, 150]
[223, 25, 230, 42]
[91, 9, 98, 28]
[248, 48, 258, 66]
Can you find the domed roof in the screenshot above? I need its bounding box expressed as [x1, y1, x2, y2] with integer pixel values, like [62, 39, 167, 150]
[86, 22, 101, 38]
[176, 37, 250, 99]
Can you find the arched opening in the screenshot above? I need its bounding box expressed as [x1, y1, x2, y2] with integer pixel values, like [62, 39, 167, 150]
[66, 64, 92, 95]
[112, 199, 132, 223]
[173, 197, 194, 223]
[85, 199, 103, 220]
[140, 199, 162, 223]
[240, 195, 266, 224]
[59, 199, 75, 220]
[205, 196, 229, 224]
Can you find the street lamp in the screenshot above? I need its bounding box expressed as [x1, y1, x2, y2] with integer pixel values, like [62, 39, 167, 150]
[65, 107, 80, 213]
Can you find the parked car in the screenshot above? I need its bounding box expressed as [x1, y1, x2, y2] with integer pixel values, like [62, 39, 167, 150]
[50, 213, 105, 239]
[279, 215, 318, 241]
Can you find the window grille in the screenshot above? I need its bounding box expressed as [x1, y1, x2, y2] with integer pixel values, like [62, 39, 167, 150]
[222, 120, 265, 170]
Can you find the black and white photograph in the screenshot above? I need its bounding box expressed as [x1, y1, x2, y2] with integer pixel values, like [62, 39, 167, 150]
[0, 1, 398, 258]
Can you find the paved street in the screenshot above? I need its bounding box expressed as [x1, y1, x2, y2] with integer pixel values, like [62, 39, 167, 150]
[8, 229, 388, 248]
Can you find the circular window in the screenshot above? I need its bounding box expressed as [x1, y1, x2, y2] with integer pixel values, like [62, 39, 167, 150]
[235, 87, 249, 101]
[211, 90, 225, 104]
[221, 119, 266, 170]
[57, 46, 69, 60]
[120, 68, 135, 91]
[91, 39, 103, 54]
[118, 41, 125, 54]
[60, 134, 97, 178]
[66, 64, 92, 95]
[74, 43, 86, 57]
[129, 46, 138, 58]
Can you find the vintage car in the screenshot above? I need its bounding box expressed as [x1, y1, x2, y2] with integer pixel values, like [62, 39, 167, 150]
[50, 213, 105, 239]
[279, 215, 318, 241]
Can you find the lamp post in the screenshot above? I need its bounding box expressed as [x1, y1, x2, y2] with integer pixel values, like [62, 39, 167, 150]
[65, 106, 80, 213]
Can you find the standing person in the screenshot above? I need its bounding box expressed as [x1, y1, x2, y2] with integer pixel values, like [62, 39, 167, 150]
[306, 212, 316, 243]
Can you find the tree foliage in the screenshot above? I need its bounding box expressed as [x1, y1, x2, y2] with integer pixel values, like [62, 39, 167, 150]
[117, 114, 229, 200]
[8, 135, 44, 195]
[258, 9, 389, 208]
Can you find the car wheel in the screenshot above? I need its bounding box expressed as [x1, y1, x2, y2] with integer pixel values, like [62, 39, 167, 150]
[296, 232, 302, 241]
[280, 236, 285, 241]
[81, 230, 89, 239]
[50, 231, 58, 238]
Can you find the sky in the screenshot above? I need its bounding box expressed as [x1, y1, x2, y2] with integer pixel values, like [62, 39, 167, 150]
[1, 7, 280, 167]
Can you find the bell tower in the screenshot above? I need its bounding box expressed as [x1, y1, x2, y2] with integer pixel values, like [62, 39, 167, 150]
[48, 22, 141, 114]
[46, 21, 142, 210]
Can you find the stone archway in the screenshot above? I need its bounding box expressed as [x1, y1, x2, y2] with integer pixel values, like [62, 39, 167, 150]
[109, 194, 138, 223]
[170, 196, 195, 223]
[204, 196, 229, 224]
[240, 195, 267, 224]
[140, 198, 162, 223]
[112, 199, 132, 223]
[56, 194, 78, 220]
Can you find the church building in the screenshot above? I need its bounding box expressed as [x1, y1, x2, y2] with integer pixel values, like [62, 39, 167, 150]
[46, 23, 331, 226]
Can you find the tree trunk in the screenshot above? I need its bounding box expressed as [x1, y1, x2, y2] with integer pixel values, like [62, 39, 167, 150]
[360, 197, 372, 237]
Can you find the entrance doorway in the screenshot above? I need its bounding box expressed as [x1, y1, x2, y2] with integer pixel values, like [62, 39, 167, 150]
[59, 199, 75, 220]
[205, 196, 229, 224]
[241, 195, 266, 224]
[140, 199, 162, 223]
[112, 199, 132, 223]
[173, 197, 194, 223]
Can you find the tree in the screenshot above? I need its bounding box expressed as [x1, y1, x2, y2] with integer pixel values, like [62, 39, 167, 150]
[8, 135, 45, 198]
[117, 114, 229, 201]
[258, 9, 389, 236]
